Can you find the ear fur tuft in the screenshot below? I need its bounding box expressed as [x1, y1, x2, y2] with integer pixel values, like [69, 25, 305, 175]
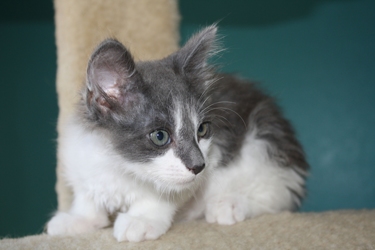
[172, 24, 220, 81]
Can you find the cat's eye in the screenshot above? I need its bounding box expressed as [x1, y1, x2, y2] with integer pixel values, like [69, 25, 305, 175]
[150, 130, 170, 146]
[197, 123, 209, 138]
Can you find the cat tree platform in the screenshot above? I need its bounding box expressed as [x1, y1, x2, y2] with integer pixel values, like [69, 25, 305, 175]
[1, 210, 375, 249]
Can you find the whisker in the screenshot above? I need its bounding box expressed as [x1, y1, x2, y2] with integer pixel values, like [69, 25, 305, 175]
[198, 96, 212, 112]
[199, 101, 236, 116]
[198, 76, 224, 102]
[204, 107, 247, 129]
[213, 114, 232, 126]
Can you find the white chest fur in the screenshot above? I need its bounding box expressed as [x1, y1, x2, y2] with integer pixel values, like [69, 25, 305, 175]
[61, 120, 148, 213]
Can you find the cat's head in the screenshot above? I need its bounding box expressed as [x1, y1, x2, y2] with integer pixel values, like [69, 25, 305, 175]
[82, 25, 220, 193]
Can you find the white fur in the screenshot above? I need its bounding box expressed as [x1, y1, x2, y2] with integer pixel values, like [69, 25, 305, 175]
[201, 130, 304, 224]
[47, 114, 304, 241]
[174, 101, 183, 138]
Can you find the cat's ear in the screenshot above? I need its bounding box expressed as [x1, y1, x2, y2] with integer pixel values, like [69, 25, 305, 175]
[85, 39, 140, 116]
[173, 25, 218, 80]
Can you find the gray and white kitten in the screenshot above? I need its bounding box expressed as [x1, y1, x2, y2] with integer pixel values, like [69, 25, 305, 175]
[47, 25, 308, 242]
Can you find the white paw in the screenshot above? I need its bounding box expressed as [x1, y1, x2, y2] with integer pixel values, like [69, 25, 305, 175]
[46, 212, 109, 235]
[205, 196, 247, 225]
[113, 213, 169, 242]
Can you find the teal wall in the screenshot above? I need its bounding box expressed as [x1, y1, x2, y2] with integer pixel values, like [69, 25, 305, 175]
[1, 0, 374, 238]
[0, 22, 57, 238]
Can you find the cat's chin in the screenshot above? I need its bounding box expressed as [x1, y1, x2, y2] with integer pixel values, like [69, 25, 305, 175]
[175, 176, 196, 186]
[153, 175, 202, 194]
[168, 176, 196, 187]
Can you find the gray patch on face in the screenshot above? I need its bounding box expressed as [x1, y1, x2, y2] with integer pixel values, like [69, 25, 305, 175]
[81, 54, 212, 165]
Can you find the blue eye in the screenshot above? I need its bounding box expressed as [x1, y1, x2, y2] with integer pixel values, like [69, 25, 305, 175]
[150, 130, 170, 146]
[197, 123, 209, 138]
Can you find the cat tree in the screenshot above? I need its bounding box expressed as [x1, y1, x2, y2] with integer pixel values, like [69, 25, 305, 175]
[0, 0, 374, 249]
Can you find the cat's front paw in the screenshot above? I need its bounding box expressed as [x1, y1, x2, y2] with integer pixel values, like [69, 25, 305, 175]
[205, 195, 247, 225]
[47, 212, 109, 235]
[113, 213, 169, 242]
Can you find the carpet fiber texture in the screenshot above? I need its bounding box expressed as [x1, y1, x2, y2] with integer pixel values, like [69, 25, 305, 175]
[1, 210, 374, 249]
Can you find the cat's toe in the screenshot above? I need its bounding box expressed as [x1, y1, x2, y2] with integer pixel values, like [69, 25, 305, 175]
[205, 196, 247, 225]
[113, 213, 168, 242]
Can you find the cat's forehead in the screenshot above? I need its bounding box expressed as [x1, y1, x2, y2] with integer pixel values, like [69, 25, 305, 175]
[131, 60, 203, 128]
[136, 60, 182, 87]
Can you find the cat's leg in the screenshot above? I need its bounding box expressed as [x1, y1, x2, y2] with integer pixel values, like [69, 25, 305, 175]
[113, 198, 175, 242]
[47, 191, 110, 235]
[204, 141, 305, 225]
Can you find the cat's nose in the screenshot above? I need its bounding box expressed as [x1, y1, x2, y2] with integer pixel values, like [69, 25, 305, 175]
[187, 164, 205, 175]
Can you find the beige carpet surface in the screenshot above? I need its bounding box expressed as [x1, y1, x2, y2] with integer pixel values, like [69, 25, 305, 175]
[1, 210, 374, 250]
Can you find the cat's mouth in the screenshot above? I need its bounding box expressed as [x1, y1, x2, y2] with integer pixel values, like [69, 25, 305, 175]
[174, 168, 207, 186]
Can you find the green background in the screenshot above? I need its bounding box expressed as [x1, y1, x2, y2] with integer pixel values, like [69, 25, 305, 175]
[1, 0, 374, 238]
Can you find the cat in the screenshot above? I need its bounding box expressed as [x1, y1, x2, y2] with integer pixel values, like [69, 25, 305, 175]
[46, 24, 309, 242]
